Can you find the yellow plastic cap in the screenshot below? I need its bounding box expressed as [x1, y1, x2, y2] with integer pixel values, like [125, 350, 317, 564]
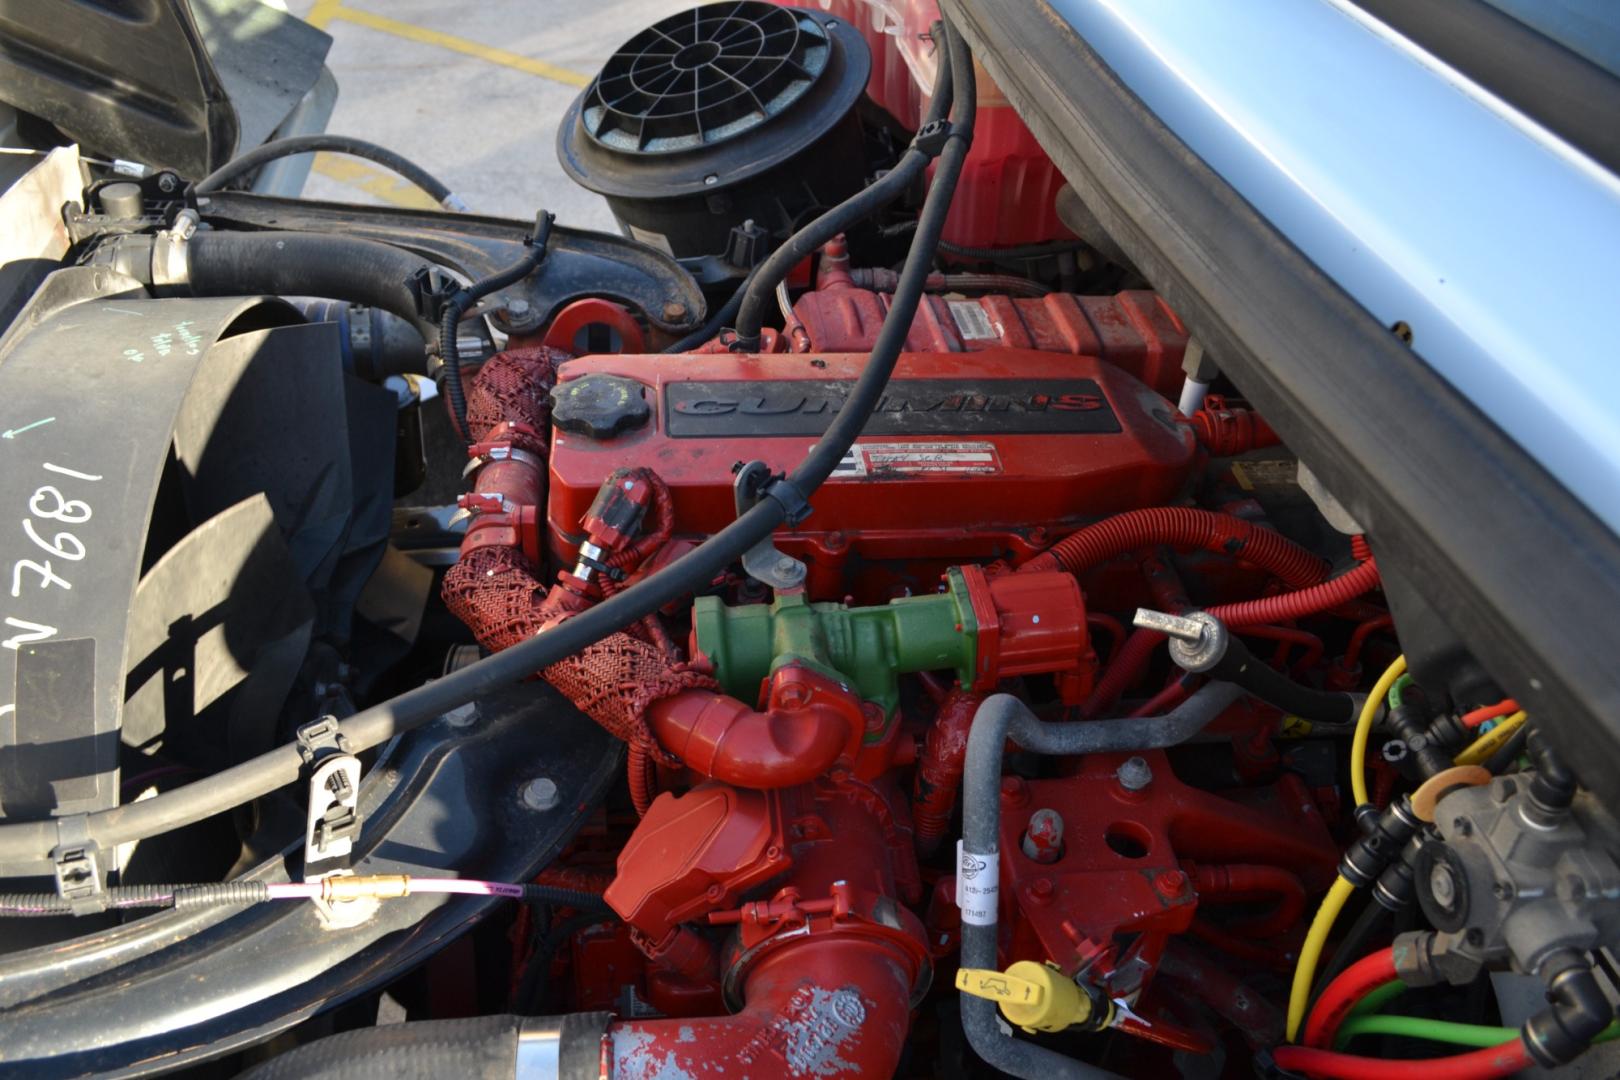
[955, 960, 1092, 1033]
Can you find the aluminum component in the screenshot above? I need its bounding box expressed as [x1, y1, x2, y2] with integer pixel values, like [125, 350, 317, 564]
[1416, 775, 1620, 977]
[1135, 609, 1228, 673]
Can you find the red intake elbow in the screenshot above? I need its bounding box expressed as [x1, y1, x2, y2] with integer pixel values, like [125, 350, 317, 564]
[648, 667, 867, 790]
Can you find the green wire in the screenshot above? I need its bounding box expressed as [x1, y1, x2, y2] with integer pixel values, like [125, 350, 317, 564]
[1349, 980, 1406, 1018]
[1387, 673, 1415, 709]
[1336, 1015, 1620, 1051]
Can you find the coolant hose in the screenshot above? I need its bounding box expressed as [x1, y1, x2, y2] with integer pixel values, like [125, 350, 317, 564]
[237, 1012, 611, 1080]
[730, 20, 956, 348]
[958, 684, 1241, 1079]
[0, 13, 978, 868]
[184, 230, 440, 343]
[191, 133, 465, 210]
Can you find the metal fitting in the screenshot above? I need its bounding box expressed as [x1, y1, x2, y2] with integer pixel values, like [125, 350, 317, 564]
[1115, 756, 1154, 792]
[522, 777, 561, 812]
[1134, 609, 1227, 673]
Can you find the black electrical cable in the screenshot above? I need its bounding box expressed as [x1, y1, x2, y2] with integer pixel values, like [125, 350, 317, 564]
[512, 911, 617, 1014]
[1306, 896, 1390, 1007]
[662, 267, 756, 354]
[191, 134, 462, 208]
[0, 14, 971, 869]
[938, 238, 1088, 261]
[730, 20, 955, 349]
[440, 211, 555, 441]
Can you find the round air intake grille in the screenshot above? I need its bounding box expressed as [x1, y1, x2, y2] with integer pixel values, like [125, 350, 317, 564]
[559, 3, 870, 260]
[583, 2, 831, 155]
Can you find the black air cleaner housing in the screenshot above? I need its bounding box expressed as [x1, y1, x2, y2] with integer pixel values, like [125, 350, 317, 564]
[558, 2, 870, 261]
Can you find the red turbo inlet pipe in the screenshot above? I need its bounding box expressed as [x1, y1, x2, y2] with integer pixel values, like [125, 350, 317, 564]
[607, 915, 916, 1078]
[1270, 1041, 1531, 1080]
[1303, 946, 1397, 1049]
[912, 688, 983, 854]
[646, 669, 861, 790]
[1020, 506, 1327, 585]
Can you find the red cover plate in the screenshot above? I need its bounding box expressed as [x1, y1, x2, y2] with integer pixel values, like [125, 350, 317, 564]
[548, 348, 1196, 601]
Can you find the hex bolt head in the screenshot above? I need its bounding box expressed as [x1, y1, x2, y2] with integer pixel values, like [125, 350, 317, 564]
[1117, 756, 1154, 791]
[521, 777, 560, 811]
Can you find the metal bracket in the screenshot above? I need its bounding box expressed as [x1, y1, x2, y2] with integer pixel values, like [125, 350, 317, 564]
[732, 460, 807, 591]
[297, 717, 362, 878]
[51, 814, 106, 915]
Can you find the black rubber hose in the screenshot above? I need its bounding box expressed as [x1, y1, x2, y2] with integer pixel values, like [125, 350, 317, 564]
[730, 20, 956, 349]
[186, 230, 439, 343]
[191, 134, 461, 208]
[240, 1014, 522, 1080]
[958, 686, 1239, 1079]
[239, 1013, 613, 1080]
[662, 267, 756, 354]
[440, 212, 555, 441]
[0, 14, 974, 868]
[1205, 633, 1359, 725]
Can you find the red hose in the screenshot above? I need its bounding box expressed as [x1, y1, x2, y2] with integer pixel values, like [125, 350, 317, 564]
[1207, 537, 1378, 629]
[1271, 1041, 1531, 1080]
[1343, 614, 1394, 672]
[1191, 863, 1308, 940]
[1303, 946, 1397, 1048]
[1021, 507, 1327, 586]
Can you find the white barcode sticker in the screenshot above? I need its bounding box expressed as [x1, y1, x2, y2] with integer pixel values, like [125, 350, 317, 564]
[830, 441, 1002, 478]
[956, 841, 1000, 926]
[948, 299, 997, 340]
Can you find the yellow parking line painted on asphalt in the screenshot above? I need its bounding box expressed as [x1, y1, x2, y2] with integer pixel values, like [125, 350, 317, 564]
[322, 5, 591, 88]
[311, 152, 440, 209]
[304, 0, 344, 30]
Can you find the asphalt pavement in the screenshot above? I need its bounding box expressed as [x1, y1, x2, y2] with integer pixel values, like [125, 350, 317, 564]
[282, 0, 695, 231]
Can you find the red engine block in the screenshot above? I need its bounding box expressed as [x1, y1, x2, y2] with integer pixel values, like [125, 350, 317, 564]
[547, 347, 1196, 602]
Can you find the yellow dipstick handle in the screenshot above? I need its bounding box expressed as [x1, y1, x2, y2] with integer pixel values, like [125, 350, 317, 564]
[956, 961, 1094, 1033]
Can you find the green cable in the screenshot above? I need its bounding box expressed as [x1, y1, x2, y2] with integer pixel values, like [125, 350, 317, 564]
[1336, 1015, 1620, 1051]
[1349, 980, 1406, 1018]
[1387, 673, 1415, 709]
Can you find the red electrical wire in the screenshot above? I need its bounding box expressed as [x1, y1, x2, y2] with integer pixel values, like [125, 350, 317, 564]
[1303, 946, 1397, 1048]
[1271, 1040, 1531, 1080]
[1461, 699, 1520, 729]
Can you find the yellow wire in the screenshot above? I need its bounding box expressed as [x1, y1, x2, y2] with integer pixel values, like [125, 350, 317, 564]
[1351, 654, 1407, 808]
[1286, 874, 1357, 1042]
[1454, 710, 1528, 767]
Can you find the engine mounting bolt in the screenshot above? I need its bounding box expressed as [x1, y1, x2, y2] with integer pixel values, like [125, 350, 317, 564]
[662, 300, 688, 321]
[521, 776, 560, 812]
[1022, 808, 1064, 863]
[1116, 756, 1154, 792]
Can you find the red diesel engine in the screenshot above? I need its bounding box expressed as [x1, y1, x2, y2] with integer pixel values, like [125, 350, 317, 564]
[430, 6, 1369, 1078]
